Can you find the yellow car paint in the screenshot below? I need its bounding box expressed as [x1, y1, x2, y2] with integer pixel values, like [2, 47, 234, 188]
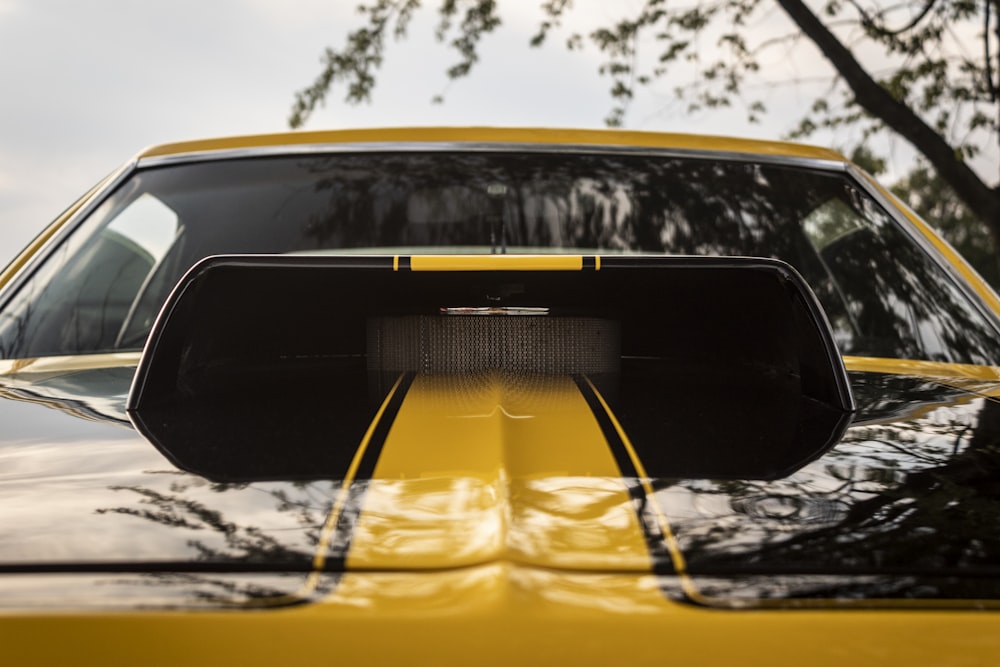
[407, 254, 587, 272]
[136, 126, 848, 163]
[842, 355, 1000, 381]
[0, 352, 143, 378]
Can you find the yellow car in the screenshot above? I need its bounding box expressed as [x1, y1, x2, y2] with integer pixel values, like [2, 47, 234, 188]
[1, 128, 999, 665]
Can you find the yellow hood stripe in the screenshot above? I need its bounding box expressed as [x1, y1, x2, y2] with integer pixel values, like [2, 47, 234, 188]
[341, 371, 651, 572]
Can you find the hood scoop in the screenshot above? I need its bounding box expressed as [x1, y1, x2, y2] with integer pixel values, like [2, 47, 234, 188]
[128, 254, 853, 482]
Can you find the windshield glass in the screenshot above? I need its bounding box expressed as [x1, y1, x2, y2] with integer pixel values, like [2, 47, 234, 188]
[2, 151, 999, 364]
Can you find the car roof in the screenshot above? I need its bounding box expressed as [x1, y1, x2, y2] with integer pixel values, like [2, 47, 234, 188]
[135, 127, 849, 163]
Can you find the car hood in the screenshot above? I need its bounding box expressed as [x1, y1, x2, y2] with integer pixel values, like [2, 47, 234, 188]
[1, 357, 999, 610]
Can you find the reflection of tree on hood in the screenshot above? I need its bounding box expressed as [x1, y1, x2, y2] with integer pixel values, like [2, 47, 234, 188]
[95, 477, 341, 605]
[669, 377, 1000, 602]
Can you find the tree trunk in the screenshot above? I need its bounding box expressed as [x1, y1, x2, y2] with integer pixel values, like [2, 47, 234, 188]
[775, 0, 1000, 246]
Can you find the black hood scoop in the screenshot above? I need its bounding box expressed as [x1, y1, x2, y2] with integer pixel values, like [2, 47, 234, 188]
[128, 254, 853, 482]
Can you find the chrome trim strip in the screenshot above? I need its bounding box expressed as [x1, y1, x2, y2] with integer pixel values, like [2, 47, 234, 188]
[136, 141, 848, 173]
[440, 306, 550, 316]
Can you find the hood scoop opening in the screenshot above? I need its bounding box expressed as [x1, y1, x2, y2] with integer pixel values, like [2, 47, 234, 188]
[128, 254, 853, 482]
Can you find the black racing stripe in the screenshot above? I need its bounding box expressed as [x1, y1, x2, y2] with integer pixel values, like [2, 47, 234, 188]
[355, 371, 416, 480]
[327, 371, 417, 562]
[573, 375, 675, 575]
[582, 256, 597, 270]
[397, 255, 412, 271]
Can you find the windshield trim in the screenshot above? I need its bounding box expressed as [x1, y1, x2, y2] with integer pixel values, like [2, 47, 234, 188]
[135, 141, 849, 173]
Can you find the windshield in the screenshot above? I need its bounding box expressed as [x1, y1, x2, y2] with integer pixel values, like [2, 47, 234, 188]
[2, 150, 999, 364]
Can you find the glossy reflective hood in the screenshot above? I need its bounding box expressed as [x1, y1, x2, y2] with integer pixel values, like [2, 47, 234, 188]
[1, 359, 1000, 610]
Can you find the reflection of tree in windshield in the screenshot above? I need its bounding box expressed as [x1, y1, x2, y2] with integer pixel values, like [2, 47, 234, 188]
[4, 151, 1000, 364]
[293, 153, 1000, 365]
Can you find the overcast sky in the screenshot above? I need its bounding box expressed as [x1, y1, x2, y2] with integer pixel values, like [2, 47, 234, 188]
[0, 1, 926, 267]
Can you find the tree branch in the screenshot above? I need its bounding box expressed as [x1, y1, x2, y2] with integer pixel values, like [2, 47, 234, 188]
[776, 0, 1000, 232]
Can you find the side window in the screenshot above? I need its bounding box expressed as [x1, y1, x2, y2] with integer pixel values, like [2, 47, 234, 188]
[801, 197, 883, 353]
[0, 193, 179, 359]
[800, 193, 1000, 364]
